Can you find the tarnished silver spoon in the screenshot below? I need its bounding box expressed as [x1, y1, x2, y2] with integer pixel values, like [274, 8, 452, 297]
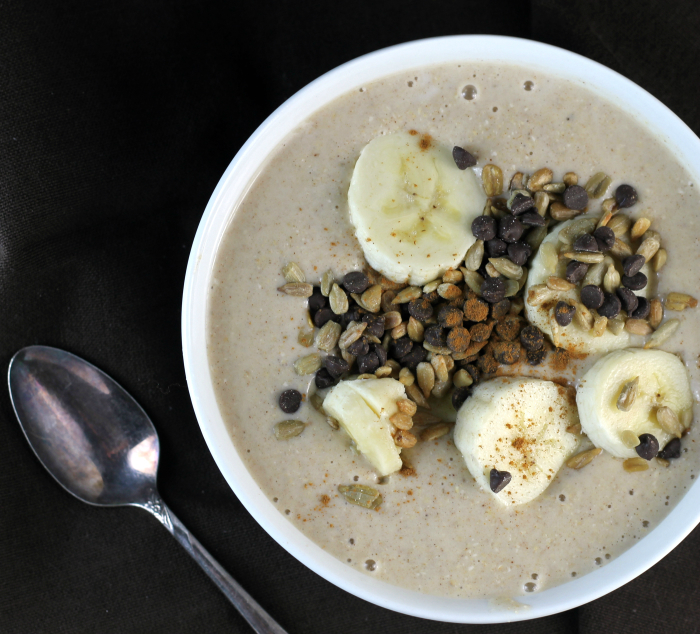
[8, 345, 287, 634]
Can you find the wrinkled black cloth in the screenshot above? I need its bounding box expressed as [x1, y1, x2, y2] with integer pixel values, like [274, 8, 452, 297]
[2, 1, 699, 632]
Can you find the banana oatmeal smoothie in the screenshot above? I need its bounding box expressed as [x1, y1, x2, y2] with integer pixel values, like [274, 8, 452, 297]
[207, 62, 700, 599]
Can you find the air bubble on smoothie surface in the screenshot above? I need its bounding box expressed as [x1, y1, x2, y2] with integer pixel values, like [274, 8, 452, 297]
[524, 582, 537, 592]
[595, 557, 602, 565]
[408, 81, 413, 87]
[461, 85, 478, 100]
[524, 80, 534, 91]
[365, 559, 377, 571]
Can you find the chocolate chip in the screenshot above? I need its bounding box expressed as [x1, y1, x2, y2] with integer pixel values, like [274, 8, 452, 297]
[486, 238, 508, 257]
[400, 345, 427, 370]
[341, 305, 362, 327]
[451, 386, 473, 411]
[520, 211, 546, 227]
[490, 299, 511, 320]
[408, 297, 434, 322]
[493, 341, 520, 364]
[495, 315, 521, 341]
[452, 146, 477, 170]
[573, 233, 599, 252]
[357, 351, 380, 374]
[498, 215, 524, 243]
[526, 347, 547, 366]
[490, 468, 512, 493]
[580, 284, 605, 310]
[315, 368, 337, 389]
[593, 226, 615, 252]
[566, 260, 589, 284]
[597, 292, 621, 318]
[325, 356, 350, 379]
[635, 433, 659, 460]
[554, 301, 576, 327]
[348, 336, 370, 357]
[374, 343, 388, 367]
[520, 325, 544, 352]
[469, 322, 492, 343]
[481, 277, 506, 303]
[507, 241, 531, 266]
[391, 336, 412, 359]
[343, 271, 370, 294]
[279, 389, 302, 413]
[423, 290, 440, 303]
[509, 193, 534, 215]
[447, 326, 471, 353]
[424, 324, 447, 347]
[622, 272, 647, 291]
[463, 363, 480, 383]
[622, 254, 646, 277]
[438, 305, 463, 328]
[658, 438, 681, 460]
[616, 287, 639, 313]
[615, 184, 638, 208]
[630, 296, 650, 319]
[464, 294, 490, 321]
[562, 185, 588, 210]
[308, 287, 327, 313]
[362, 313, 386, 338]
[471, 216, 497, 241]
[314, 307, 341, 328]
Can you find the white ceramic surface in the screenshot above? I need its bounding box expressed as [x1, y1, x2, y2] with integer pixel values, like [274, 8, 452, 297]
[182, 35, 700, 623]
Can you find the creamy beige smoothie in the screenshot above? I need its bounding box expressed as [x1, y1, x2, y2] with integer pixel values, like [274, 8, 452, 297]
[206, 62, 700, 599]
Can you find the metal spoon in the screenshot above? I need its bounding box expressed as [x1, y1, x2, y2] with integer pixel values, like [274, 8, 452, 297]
[8, 345, 288, 634]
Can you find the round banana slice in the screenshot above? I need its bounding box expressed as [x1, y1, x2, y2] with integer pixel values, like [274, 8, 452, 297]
[454, 377, 580, 506]
[576, 348, 693, 458]
[348, 131, 485, 285]
[524, 217, 651, 354]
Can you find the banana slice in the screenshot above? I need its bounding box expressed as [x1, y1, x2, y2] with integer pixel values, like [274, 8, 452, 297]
[454, 377, 580, 505]
[524, 217, 651, 354]
[576, 348, 693, 458]
[323, 378, 406, 476]
[348, 131, 485, 285]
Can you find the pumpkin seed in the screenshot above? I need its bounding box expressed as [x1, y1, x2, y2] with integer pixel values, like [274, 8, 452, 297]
[390, 411, 413, 430]
[482, 164, 504, 196]
[534, 191, 549, 216]
[274, 420, 307, 440]
[438, 283, 462, 300]
[656, 406, 683, 439]
[392, 286, 422, 304]
[422, 280, 441, 294]
[547, 276, 575, 291]
[644, 319, 680, 348]
[504, 279, 520, 297]
[431, 355, 449, 383]
[310, 393, 325, 414]
[666, 292, 698, 310]
[621, 430, 640, 448]
[592, 314, 608, 337]
[282, 262, 306, 283]
[584, 172, 612, 199]
[462, 269, 485, 295]
[361, 284, 382, 313]
[653, 248, 667, 272]
[630, 217, 651, 240]
[527, 284, 557, 307]
[405, 382, 429, 408]
[453, 369, 473, 388]
[566, 447, 602, 469]
[649, 299, 663, 328]
[294, 353, 322, 375]
[407, 317, 425, 342]
[607, 317, 625, 335]
[397, 398, 417, 416]
[625, 319, 652, 336]
[574, 301, 594, 331]
[399, 367, 415, 387]
[339, 321, 367, 349]
[320, 269, 335, 296]
[277, 282, 313, 297]
[603, 263, 621, 293]
[608, 214, 631, 238]
[329, 283, 349, 315]
[338, 484, 381, 509]
[623, 457, 649, 473]
[465, 240, 484, 271]
[421, 423, 452, 442]
[543, 182, 566, 193]
[561, 251, 605, 264]
[617, 377, 639, 412]
[550, 202, 584, 221]
[298, 327, 315, 347]
[563, 172, 578, 186]
[443, 269, 463, 284]
[488, 257, 523, 280]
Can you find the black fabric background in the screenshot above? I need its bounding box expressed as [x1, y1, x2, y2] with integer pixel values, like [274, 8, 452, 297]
[2, 1, 699, 632]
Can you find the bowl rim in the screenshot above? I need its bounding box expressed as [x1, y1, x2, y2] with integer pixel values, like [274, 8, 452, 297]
[182, 34, 700, 624]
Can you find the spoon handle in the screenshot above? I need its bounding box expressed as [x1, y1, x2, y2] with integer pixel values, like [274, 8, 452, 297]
[142, 494, 289, 634]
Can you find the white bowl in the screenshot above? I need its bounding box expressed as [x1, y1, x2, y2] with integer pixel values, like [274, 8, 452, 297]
[182, 35, 700, 623]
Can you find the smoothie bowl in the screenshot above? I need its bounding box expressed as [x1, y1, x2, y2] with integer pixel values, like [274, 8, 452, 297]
[182, 36, 700, 623]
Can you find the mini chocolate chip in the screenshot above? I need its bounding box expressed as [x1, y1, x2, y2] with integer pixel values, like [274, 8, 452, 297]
[423, 290, 440, 303]
[622, 272, 647, 291]
[593, 226, 615, 252]
[462, 363, 480, 383]
[520, 325, 544, 352]
[279, 389, 302, 413]
[408, 297, 434, 322]
[391, 336, 413, 359]
[520, 211, 546, 227]
[615, 184, 638, 208]
[315, 368, 337, 389]
[491, 299, 511, 320]
[580, 285, 605, 310]
[486, 238, 508, 257]
[451, 386, 473, 411]
[630, 296, 650, 319]
[490, 468, 512, 493]
[597, 292, 621, 318]
[573, 233, 599, 252]
[566, 260, 589, 284]
[447, 326, 471, 353]
[424, 324, 447, 347]
[341, 305, 362, 327]
[616, 287, 639, 313]
[308, 287, 327, 313]
[472, 216, 497, 241]
[498, 215, 524, 243]
[481, 277, 506, 304]
[507, 241, 531, 266]
[362, 313, 386, 338]
[493, 341, 520, 364]
[563, 185, 588, 210]
[325, 356, 350, 379]
[348, 336, 370, 357]
[452, 146, 477, 170]
[400, 345, 427, 370]
[509, 193, 534, 215]
[314, 307, 341, 328]
[658, 438, 681, 460]
[438, 305, 463, 328]
[622, 254, 646, 277]
[526, 347, 547, 366]
[342, 271, 370, 294]
[635, 433, 659, 460]
[373, 343, 388, 367]
[554, 301, 576, 327]
[357, 351, 380, 374]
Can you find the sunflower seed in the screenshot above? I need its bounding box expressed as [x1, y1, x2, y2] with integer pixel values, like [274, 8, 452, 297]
[485, 262, 500, 278]
[617, 377, 639, 411]
[665, 292, 698, 311]
[465, 240, 484, 271]
[637, 235, 660, 262]
[380, 290, 396, 313]
[563, 172, 579, 186]
[278, 283, 314, 297]
[623, 457, 649, 473]
[603, 263, 621, 293]
[338, 484, 381, 508]
[651, 248, 667, 272]
[390, 411, 413, 430]
[550, 202, 584, 221]
[356, 374, 376, 380]
[584, 172, 612, 199]
[374, 365, 392, 378]
[656, 406, 684, 439]
[509, 297, 525, 315]
[561, 251, 605, 264]
[294, 353, 322, 375]
[274, 420, 307, 440]
[394, 429, 417, 448]
[339, 321, 367, 349]
[607, 317, 625, 335]
[381, 311, 400, 330]
[391, 322, 407, 339]
[399, 367, 415, 387]
[443, 269, 463, 284]
[325, 416, 339, 430]
[602, 197, 618, 215]
[528, 167, 553, 191]
[630, 217, 651, 240]
[504, 279, 520, 297]
[566, 447, 602, 469]
[392, 286, 422, 304]
[462, 269, 485, 295]
[543, 182, 566, 193]
[592, 314, 608, 337]
[298, 327, 315, 347]
[361, 284, 382, 313]
[431, 379, 451, 398]
[534, 191, 549, 217]
[649, 299, 663, 328]
[625, 319, 652, 336]
[549, 311, 563, 346]
[527, 284, 557, 307]
[547, 276, 575, 291]
[310, 393, 325, 414]
[621, 430, 640, 448]
[509, 172, 526, 190]
[282, 262, 306, 283]
[438, 283, 462, 300]
[431, 355, 449, 383]
[559, 218, 597, 244]
[412, 410, 442, 425]
[656, 457, 670, 468]
[320, 269, 335, 296]
[583, 261, 607, 287]
[453, 369, 473, 388]
[405, 382, 429, 408]
[482, 164, 504, 196]
[488, 257, 522, 280]
[422, 280, 440, 294]
[329, 283, 349, 315]
[644, 319, 680, 348]
[574, 301, 594, 331]
[421, 423, 452, 442]
[597, 210, 614, 229]
[341, 349, 356, 367]
[407, 317, 425, 342]
[397, 398, 417, 416]
[608, 214, 632, 238]
[416, 362, 436, 399]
